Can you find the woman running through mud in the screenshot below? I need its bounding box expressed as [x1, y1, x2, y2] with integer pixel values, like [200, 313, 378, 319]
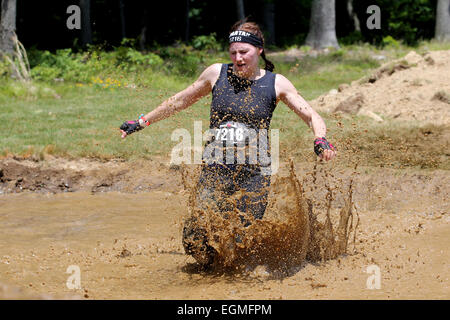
[120, 20, 336, 267]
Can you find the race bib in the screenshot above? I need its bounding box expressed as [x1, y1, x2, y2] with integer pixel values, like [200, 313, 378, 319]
[215, 121, 250, 144]
[203, 121, 274, 172]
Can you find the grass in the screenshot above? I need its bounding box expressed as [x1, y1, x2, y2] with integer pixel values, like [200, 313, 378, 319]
[0, 41, 449, 170]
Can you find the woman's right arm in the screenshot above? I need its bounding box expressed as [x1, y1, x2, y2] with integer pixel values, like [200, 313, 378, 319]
[121, 63, 221, 138]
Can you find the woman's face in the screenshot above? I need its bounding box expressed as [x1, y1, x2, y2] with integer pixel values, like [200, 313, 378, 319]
[229, 42, 262, 78]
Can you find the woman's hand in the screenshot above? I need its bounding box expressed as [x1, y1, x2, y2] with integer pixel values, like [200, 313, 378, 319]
[320, 148, 337, 161]
[120, 114, 149, 139]
[314, 137, 336, 161]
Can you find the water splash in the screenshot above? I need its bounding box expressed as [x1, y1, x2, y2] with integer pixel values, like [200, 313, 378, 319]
[180, 159, 358, 275]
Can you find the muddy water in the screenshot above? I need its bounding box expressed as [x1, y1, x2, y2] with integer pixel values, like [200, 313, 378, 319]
[0, 163, 353, 296]
[0, 191, 189, 299]
[0, 164, 449, 299]
[180, 161, 355, 272]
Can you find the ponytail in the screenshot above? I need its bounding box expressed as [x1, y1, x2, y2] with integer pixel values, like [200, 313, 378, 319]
[261, 50, 274, 72]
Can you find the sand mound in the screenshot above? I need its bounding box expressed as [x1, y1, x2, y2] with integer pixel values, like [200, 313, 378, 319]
[311, 50, 450, 125]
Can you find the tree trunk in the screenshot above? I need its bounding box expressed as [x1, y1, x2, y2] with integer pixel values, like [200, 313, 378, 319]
[435, 0, 450, 41]
[139, 5, 148, 50]
[118, 0, 126, 40]
[263, 0, 275, 45]
[0, 0, 16, 55]
[79, 0, 92, 47]
[347, 0, 360, 32]
[305, 0, 339, 49]
[184, 0, 190, 42]
[235, 0, 245, 21]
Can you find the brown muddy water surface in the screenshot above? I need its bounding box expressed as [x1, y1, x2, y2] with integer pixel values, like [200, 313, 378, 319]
[0, 157, 449, 299]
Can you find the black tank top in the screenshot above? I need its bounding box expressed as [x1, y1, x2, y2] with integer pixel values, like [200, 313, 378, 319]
[210, 63, 277, 130]
[202, 63, 277, 172]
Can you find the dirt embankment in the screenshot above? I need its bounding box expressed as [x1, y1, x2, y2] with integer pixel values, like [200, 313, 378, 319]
[0, 156, 182, 195]
[310, 50, 450, 125]
[0, 156, 448, 216]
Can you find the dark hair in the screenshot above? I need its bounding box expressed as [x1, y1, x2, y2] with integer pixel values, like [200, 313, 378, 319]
[229, 19, 275, 72]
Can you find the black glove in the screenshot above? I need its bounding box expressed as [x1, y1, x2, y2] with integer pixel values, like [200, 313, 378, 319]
[120, 114, 149, 136]
[314, 137, 335, 156]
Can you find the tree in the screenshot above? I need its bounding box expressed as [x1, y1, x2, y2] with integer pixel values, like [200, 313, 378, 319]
[0, 0, 16, 54]
[263, 0, 275, 45]
[0, 0, 30, 81]
[305, 0, 339, 49]
[79, 0, 92, 46]
[346, 0, 360, 32]
[435, 0, 450, 41]
[118, 0, 126, 40]
[139, 4, 149, 50]
[184, 0, 190, 42]
[235, 0, 245, 21]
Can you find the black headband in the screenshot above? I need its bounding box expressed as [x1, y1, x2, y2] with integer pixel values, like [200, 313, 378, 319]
[229, 30, 263, 48]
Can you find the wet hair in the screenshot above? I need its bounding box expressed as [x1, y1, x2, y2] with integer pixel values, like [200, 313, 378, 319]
[229, 19, 275, 72]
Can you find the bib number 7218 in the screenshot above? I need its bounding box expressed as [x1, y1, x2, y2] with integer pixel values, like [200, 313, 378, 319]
[216, 126, 244, 142]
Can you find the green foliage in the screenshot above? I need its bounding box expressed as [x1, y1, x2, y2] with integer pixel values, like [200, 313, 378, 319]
[339, 31, 364, 46]
[25, 45, 165, 83]
[191, 33, 222, 51]
[30, 65, 61, 81]
[384, 0, 435, 46]
[382, 36, 401, 48]
[361, 0, 436, 47]
[29, 49, 86, 81]
[156, 44, 202, 75]
[0, 58, 11, 77]
[300, 45, 311, 53]
[155, 42, 227, 76]
[3, 39, 448, 96]
[114, 38, 164, 70]
[20, 37, 228, 83]
[115, 47, 163, 72]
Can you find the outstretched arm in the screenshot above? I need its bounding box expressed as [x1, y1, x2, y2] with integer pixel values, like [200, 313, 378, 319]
[121, 63, 221, 138]
[275, 74, 336, 161]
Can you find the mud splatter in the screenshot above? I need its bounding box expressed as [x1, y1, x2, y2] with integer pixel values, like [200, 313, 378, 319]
[180, 159, 357, 275]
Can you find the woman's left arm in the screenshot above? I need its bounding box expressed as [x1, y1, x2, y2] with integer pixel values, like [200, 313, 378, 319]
[275, 74, 336, 161]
